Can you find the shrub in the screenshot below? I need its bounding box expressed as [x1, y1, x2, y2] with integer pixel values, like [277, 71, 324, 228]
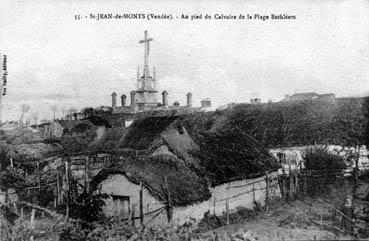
[0, 146, 10, 170]
[304, 147, 346, 171]
[0, 167, 26, 191]
[69, 192, 108, 224]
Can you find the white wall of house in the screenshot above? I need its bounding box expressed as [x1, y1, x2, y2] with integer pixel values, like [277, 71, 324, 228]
[98, 174, 168, 224]
[97, 171, 280, 226]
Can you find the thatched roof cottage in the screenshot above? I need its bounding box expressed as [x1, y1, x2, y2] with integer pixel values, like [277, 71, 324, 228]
[91, 115, 280, 225]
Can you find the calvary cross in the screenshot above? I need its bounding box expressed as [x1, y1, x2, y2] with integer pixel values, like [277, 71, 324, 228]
[139, 30, 153, 68]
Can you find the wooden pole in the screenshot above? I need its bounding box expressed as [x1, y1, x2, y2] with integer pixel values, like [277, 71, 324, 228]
[139, 181, 143, 225]
[164, 176, 172, 223]
[288, 163, 292, 201]
[84, 157, 89, 193]
[128, 206, 131, 223]
[304, 172, 307, 196]
[213, 197, 216, 216]
[131, 205, 135, 227]
[30, 208, 35, 229]
[0, 207, 2, 241]
[65, 160, 69, 218]
[54, 192, 57, 209]
[252, 183, 256, 203]
[37, 161, 41, 194]
[295, 173, 300, 198]
[320, 205, 323, 229]
[265, 172, 269, 213]
[56, 171, 60, 205]
[226, 183, 230, 225]
[352, 145, 359, 219]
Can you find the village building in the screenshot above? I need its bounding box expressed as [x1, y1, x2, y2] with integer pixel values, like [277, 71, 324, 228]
[34, 120, 95, 138]
[282, 92, 336, 102]
[250, 97, 262, 104]
[269, 149, 304, 175]
[89, 116, 281, 225]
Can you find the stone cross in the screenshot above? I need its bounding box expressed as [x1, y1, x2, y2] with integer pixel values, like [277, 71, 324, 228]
[139, 30, 153, 77]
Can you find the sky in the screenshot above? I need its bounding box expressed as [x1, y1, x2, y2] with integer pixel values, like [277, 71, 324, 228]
[0, 0, 369, 121]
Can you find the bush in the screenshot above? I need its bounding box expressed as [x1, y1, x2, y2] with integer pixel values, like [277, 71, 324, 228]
[304, 147, 346, 170]
[0, 146, 10, 170]
[59, 220, 211, 241]
[69, 192, 108, 224]
[0, 167, 26, 191]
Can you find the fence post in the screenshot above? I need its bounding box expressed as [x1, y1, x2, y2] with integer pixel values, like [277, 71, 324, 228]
[164, 176, 172, 223]
[226, 183, 230, 225]
[139, 181, 144, 225]
[213, 197, 216, 216]
[288, 163, 292, 201]
[320, 205, 323, 229]
[30, 208, 36, 240]
[252, 183, 256, 203]
[84, 156, 90, 193]
[21, 206, 24, 220]
[265, 172, 269, 213]
[304, 172, 307, 196]
[352, 145, 359, 219]
[0, 207, 2, 241]
[65, 160, 70, 218]
[37, 161, 41, 195]
[56, 171, 61, 205]
[131, 205, 135, 227]
[295, 174, 299, 199]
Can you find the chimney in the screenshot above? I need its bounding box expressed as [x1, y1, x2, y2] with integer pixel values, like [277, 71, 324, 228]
[111, 92, 117, 107]
[162, 90, 168, 108]
[186, 92, 193, 107]
[121, 94, 127, 107]
[130, 91, 136, 113]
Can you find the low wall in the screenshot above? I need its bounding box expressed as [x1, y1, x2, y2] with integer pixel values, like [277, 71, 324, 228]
[172, 171, 280, 224]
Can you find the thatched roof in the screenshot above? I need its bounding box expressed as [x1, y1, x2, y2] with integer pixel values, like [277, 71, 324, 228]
[91, 154, 211, 207]
[120, 116, 201, 168]
[191, 127, 280, 185]
[57, 120, 94, 130]
[87, 128, 128, 152]
[8, 142, 64, 160]
[0, 127, 43, 144]
[121, 116, 179, 150]
[117, 115, 279, 186]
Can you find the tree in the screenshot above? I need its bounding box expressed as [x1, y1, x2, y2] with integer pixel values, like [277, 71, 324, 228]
[60, 107, 67, 120]
[32, 112, 39, 127]
[67, 108, 78, 120]
[81, 107, 94, 118]
[19, 104, 30, 124]
[50, 105, 58, 120]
